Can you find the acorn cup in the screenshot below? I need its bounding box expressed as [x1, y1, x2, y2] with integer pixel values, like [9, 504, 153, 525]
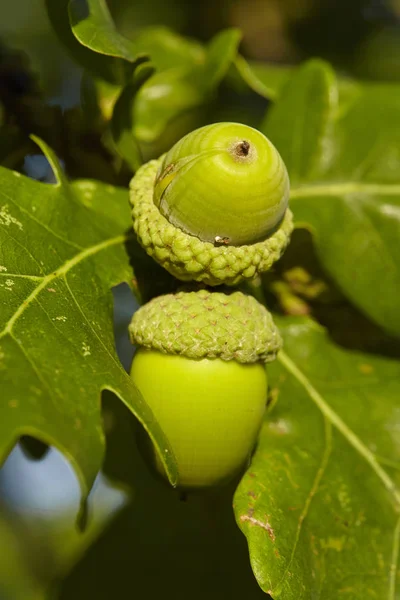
[129, 288, 282, 489]
[130, 122, 293, 286]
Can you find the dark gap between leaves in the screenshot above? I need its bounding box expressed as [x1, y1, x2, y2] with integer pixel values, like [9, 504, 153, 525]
[264, 228, 400, 358]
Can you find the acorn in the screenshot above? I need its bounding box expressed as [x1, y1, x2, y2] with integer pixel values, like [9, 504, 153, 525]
[130, 122, 293, 286]
[129, 288, 281, 489]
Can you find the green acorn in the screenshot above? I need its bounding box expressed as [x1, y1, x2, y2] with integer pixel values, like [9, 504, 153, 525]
[130, 122, 293, 286]
[129, 288, 281, 489]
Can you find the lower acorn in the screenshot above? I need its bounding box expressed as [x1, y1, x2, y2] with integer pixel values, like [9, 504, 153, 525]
[129, 288, 282, 489]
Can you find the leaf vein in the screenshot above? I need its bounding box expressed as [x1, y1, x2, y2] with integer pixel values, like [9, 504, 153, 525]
[290, 182, 400, 199]
[0, 273, 43, 281]
[34, 293, 88, 356]
[0, 188, 84, 251]
[272, 417, 332, 595]
[277, 350, 400, 508]
[63, 275, 125, 375]
[0, 225, 46, 276]
[0, 233, 129, 340]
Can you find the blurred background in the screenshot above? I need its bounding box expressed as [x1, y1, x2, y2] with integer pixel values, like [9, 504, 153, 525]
[2, 0, 400, 96]
[0, 0, 399, 598]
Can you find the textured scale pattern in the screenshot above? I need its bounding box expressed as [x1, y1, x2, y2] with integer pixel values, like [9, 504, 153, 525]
[130, 158, 293, 286]
[129, 289, 282, 364]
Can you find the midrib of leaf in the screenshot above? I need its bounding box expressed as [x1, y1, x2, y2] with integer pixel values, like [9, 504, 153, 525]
[0, 273, 42, 281]
[0, 232, 130, 339]
[290, 182, 400, 199]
[277, 350, 400, 509]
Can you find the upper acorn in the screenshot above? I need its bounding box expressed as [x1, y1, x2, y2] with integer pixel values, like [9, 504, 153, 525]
[130, 122, 293, 286]
[153, 122, 289, 246]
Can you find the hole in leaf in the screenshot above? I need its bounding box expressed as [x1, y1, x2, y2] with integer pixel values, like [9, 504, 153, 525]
[0, 435, 128, 532]
[112, 282, 139, 372]
[23, 153, 62, 183]
[19, 436, 49, 461]
[0, 441, 82, 516]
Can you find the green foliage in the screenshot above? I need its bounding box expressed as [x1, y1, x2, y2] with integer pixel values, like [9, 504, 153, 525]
[110, 28, 243, 162]
[1, 1, 400, 599]
[263, 60, 400, 337]
[0, 137, 178, 502]
[235, 316, 400, 597]
[45, 0, 124, 82]
[68, 0, 142, 64]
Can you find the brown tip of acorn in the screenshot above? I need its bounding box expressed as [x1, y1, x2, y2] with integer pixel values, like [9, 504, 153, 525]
[238, 140, 250, 156]
[232, 139, 253, 162]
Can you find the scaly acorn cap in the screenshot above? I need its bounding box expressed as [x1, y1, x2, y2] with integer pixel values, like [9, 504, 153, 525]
[129, 289, 282, 364]
[129, 124, 293, 287]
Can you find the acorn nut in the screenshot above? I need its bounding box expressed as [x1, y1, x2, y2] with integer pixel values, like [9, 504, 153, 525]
[129, 289, 282, 489]
[130, 122, 293, 286]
